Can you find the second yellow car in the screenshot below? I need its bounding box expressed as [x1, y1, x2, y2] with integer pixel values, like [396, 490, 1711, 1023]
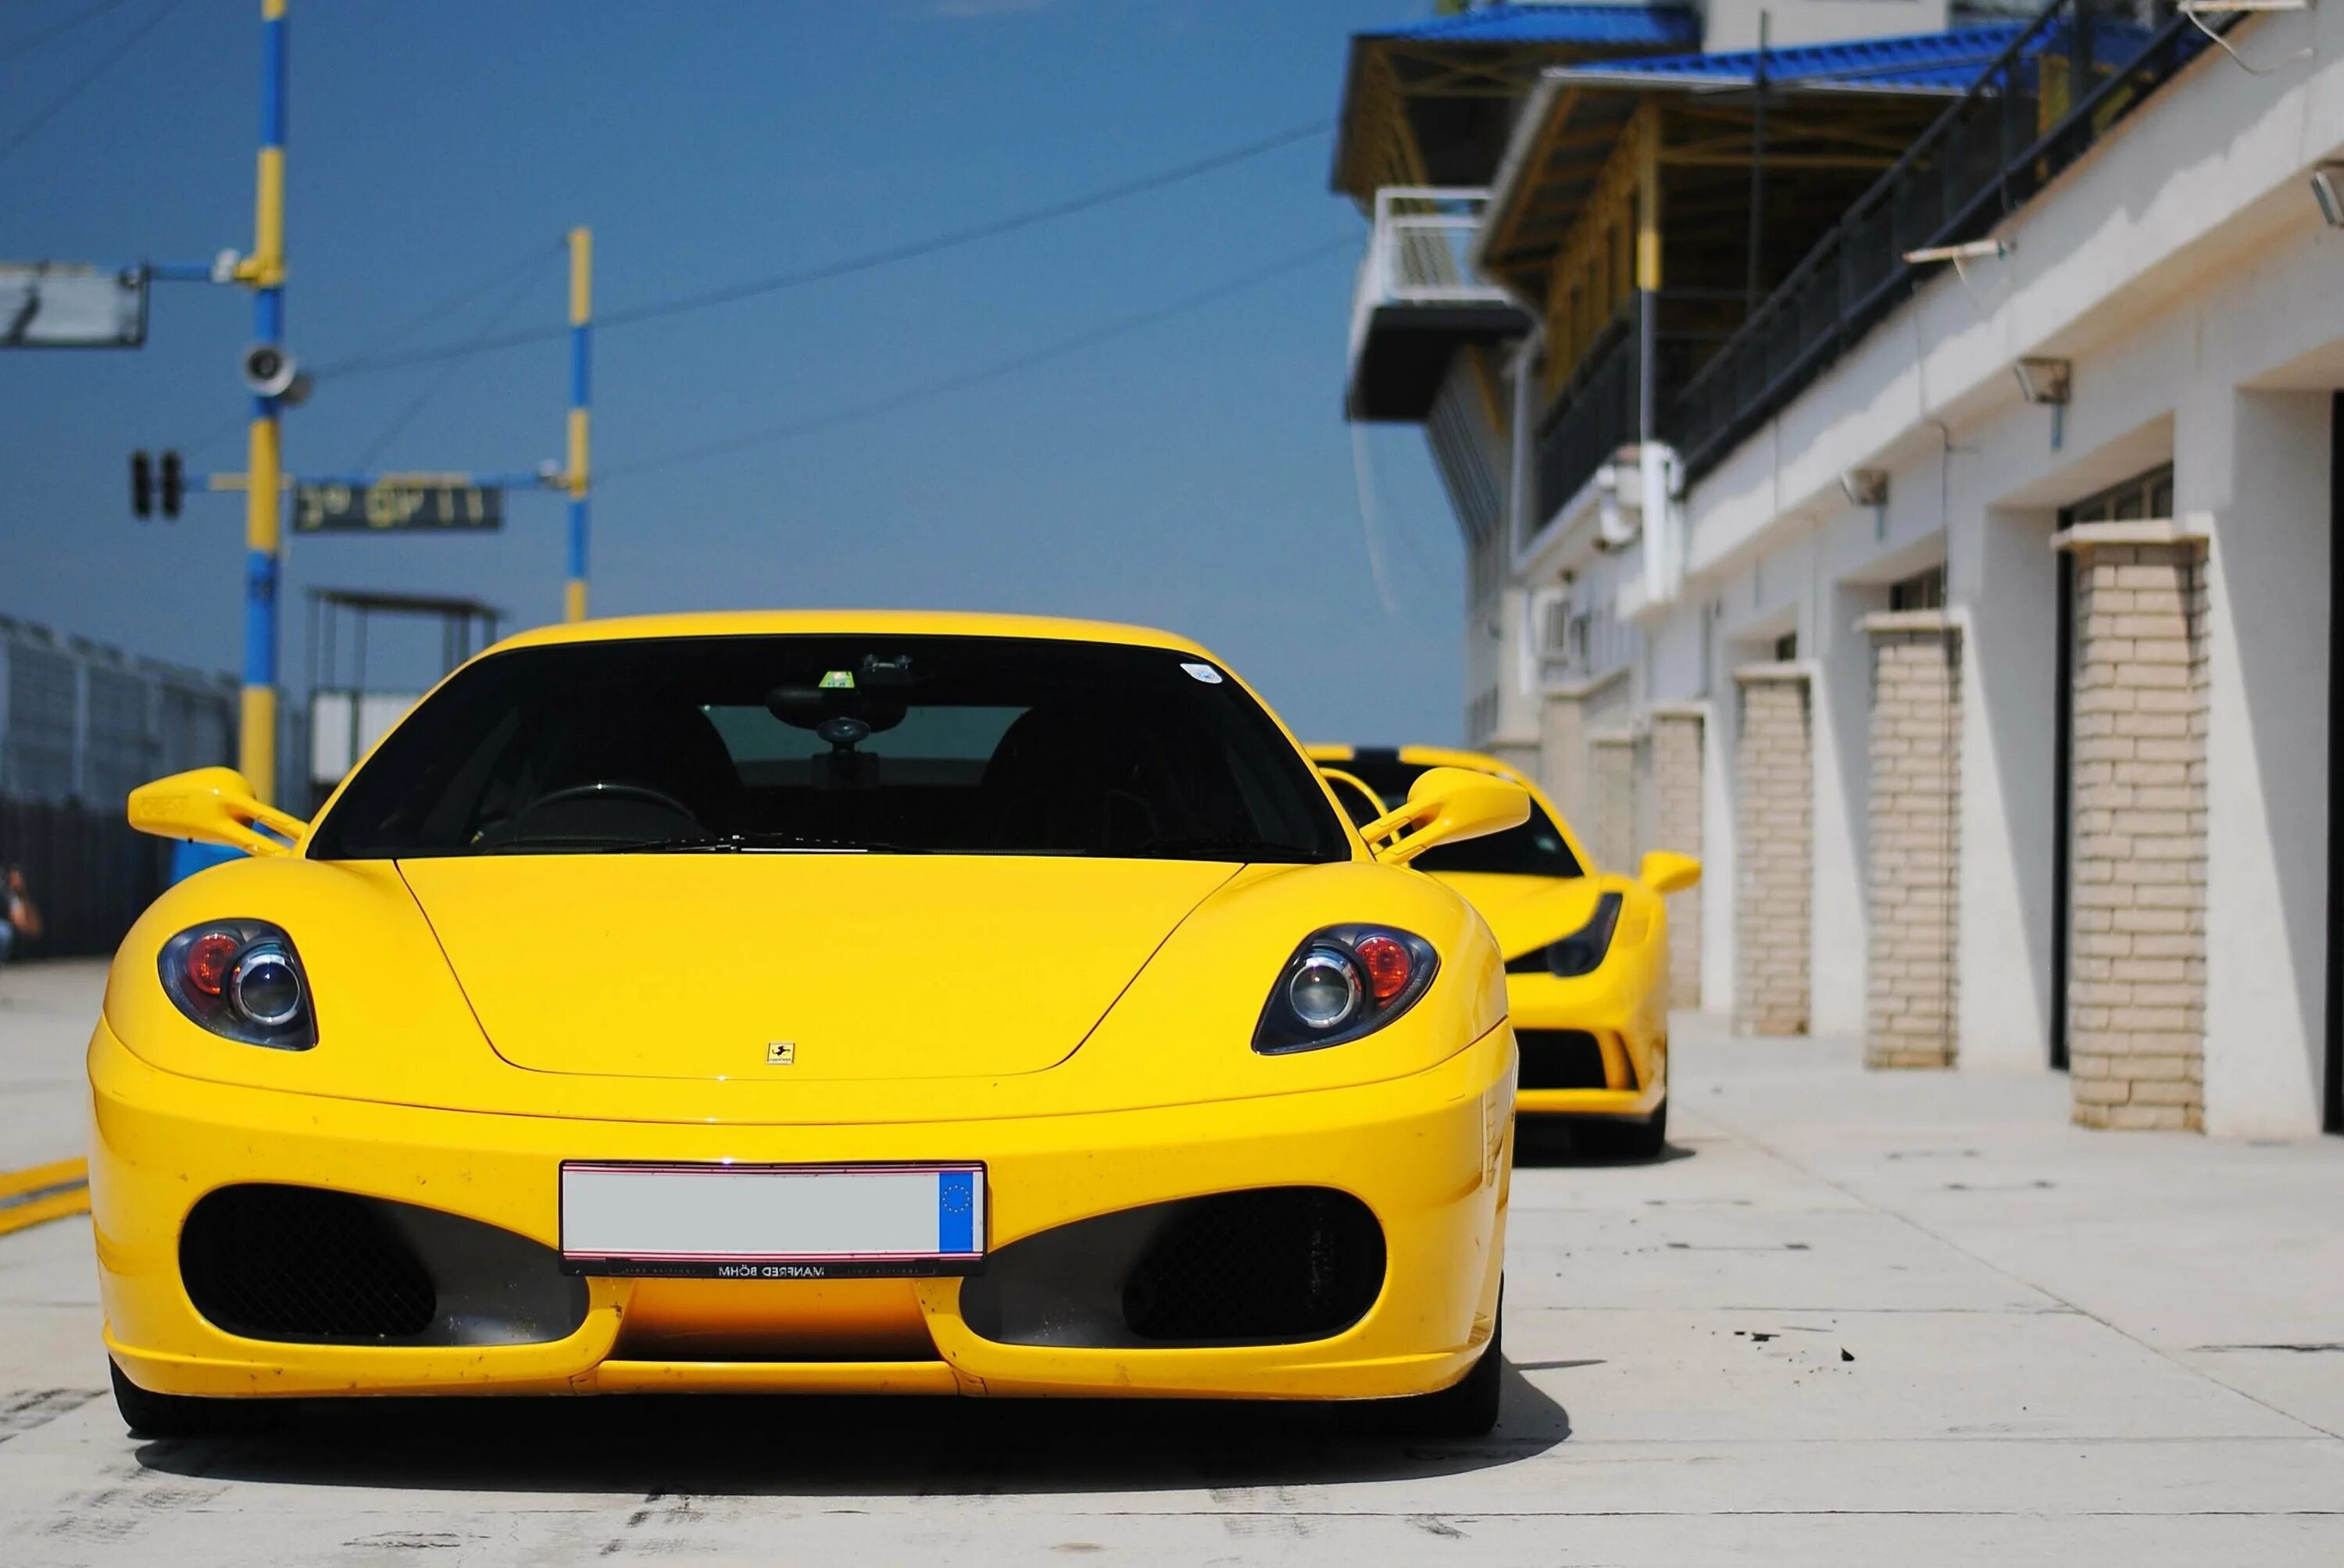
[1310, 745, 1696, 1156]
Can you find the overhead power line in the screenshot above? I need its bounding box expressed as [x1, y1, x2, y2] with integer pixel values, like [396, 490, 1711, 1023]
[601, 236, 1350, 484]
[0, 0, 186, 166]
[313, 118, 1334, 379]
[327, 238, 564, 377]
[350, 255, 553, 470]
[0, 0, 137, 66]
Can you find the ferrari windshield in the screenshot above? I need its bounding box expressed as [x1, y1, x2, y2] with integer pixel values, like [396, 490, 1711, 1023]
[309, 634, 1351, 863]
[1338, 755, 1583, 878]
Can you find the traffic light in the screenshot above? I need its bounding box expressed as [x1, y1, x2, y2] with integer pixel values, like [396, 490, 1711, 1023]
[130, 451, 153, 518]
[159, 451, 183, 519]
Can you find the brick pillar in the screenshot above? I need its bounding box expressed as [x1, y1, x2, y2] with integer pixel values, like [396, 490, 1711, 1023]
[1863, 616, 1961, 1068]
[1639, 709, 1705, 1010]
[1734, 667, 1811, 1034]
[2066, 538, 2207, 1130]
[1586, 733, 1636, 873]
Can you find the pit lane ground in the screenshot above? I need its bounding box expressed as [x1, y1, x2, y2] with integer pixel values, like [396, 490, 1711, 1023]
[1, 957, 2339, 1566]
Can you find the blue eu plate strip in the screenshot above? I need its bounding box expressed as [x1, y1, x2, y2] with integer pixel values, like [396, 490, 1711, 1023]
[938, 1170, 976, 1255]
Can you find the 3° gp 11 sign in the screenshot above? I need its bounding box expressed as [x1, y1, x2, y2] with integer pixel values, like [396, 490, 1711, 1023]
[295, 478, 502, 534]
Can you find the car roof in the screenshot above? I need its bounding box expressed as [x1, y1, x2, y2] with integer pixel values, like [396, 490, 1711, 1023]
[488, 609, 1216, 659]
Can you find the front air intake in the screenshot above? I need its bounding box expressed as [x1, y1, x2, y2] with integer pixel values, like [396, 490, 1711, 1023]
[1121, 1188, 1385, 1341]
[1516, 1028, 1610, 1091]
[959, 1187, 1385, 1349]
[181, 1184, 437, 1341]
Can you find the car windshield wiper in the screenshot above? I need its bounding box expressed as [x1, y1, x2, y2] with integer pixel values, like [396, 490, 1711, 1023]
[589, 830, 927, 855]
[1131, 837, 1326, 864]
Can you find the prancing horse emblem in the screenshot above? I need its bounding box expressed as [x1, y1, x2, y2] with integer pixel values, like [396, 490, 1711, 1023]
[765, 1041, 796, 1066]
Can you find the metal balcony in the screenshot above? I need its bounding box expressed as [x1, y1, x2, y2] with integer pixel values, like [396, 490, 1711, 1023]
[1345, 188, 1531, 423]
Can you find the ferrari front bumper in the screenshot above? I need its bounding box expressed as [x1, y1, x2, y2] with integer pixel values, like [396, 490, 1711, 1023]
[1506, 966, 1667, 1120]
[91, 1019, 1512, 1403]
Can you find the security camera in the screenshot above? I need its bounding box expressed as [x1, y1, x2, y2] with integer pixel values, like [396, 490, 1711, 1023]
[241, 343, 298, 398]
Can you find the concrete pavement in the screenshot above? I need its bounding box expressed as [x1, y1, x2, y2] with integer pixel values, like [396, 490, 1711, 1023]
[1, 955, 2339, 1564]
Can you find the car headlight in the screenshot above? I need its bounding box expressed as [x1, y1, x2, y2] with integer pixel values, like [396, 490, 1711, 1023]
[1506, 892, 1623, 978]
[157, 920, 318, 1050]
[1254, 925, 1438, 1054]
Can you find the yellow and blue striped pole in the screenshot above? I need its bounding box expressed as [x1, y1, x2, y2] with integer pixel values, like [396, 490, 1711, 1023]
[238, 0, 289, 803]
[565, 227, 591, 622]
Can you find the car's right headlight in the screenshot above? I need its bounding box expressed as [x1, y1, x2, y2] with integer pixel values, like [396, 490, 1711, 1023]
[1253, 924, 1439, 1054]
[157, 919, 318, 1050]
[1505, 892, 1623, 978]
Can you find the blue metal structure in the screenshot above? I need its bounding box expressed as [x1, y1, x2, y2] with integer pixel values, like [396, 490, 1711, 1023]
[1360, 3, 1699, 48]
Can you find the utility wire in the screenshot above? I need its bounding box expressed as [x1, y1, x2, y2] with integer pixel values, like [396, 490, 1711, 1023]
[0, 0, 186, 166]
[0, 0, 136, 66]
[602, 236, 1349, 484]
[349, 255, 552, 471]
[314, 119, 1333, 379]
[324, 238, 564, 376]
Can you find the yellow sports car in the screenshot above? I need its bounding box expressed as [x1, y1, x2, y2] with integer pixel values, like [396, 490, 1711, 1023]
[1309, 746, 1696, 1157]
[94, 613, 1531, 1438]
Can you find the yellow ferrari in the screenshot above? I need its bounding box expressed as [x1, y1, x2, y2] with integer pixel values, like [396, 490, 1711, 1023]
[1308, 746, 1696, 1157]
[94, 613, 1532, 1438]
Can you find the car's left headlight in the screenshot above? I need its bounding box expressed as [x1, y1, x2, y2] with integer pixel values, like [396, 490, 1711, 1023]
[1253, 925, 1438, 1054]
[157, 919, 318, 1050]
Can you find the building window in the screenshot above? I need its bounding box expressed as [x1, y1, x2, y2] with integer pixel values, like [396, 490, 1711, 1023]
[1774, 631, 1798, 662]
[1890, 566, 1946, 613]
[2062, 463, 2174, 527]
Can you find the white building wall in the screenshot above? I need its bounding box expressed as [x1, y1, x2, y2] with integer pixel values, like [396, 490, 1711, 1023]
[2200, 388, 2332, 1137]
[1635, 5, 2344, 1125]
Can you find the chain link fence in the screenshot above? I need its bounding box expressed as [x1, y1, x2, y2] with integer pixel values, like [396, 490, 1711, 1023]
[0, 616, 276, 958]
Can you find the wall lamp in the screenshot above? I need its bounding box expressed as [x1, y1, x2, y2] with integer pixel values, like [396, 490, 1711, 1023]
[2013, 358, 2071, 405]
[2313, 163, 2344, 230]
[1838, 469, 1889, 508]
[2015, 357, 2073, 452]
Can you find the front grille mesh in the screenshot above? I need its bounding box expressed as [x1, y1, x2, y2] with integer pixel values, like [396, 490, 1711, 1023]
[1120, 1188, 1383, 1342]
[180, 1184, 436, 1341]
[1517, 1027, 1610, 1091]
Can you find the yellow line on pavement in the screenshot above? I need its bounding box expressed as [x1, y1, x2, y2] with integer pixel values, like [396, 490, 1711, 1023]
[0, 1157, 85, 1200]
[0, 1157, 91, 1237]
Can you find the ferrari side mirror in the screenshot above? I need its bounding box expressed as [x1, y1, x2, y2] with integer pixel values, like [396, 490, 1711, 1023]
[1638, 849, 1702, 895]
[1360, 766, 1531, 866]
[127, 767, 309, 859]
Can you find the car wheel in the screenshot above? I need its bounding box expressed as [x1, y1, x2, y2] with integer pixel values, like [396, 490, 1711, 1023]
[109, 1359, 245, 1439]
[1370, 1281, 1504, 1438]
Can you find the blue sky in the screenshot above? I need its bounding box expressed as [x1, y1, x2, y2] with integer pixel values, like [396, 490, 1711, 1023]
[0, 0, 1465, 744]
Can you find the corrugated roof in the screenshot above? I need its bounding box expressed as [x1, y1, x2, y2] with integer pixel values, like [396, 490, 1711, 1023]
[1545, 20, 2154, 93]
[1361, 3, 1700, 49]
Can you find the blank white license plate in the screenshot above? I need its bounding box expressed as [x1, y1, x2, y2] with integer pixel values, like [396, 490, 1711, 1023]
[559, 1161, 986, 1278]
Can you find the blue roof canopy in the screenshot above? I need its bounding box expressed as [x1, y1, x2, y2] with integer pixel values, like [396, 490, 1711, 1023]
[1361, 3, 1700, 50]
[1545, 20, 2156, 94]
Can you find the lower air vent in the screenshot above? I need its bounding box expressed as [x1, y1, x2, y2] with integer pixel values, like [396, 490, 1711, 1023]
[179, 1184, 588, 1346]
[1517, 1028, 1610, 1091]
[1122, 1188, 1384, 1341]
[958, 1187, 1386, 1349]
[182, 1184, 436, 1341]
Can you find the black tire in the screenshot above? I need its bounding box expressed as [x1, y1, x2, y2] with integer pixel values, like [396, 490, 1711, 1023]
[1372, 1282, 1504, 1438]
[109, 1359, 245, 1439]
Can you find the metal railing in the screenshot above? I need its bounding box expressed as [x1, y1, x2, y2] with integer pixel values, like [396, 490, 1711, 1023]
[1534, 298, 1643, 533]
[1667, 0, 2218, 480]
[1348, 187, 1514, 372]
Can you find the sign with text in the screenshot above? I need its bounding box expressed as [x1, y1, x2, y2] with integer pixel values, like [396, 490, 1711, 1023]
[1, 263, 148, 348]
[295, 479, 502, 534]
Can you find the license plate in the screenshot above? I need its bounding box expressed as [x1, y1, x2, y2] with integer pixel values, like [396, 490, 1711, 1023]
[559, 1161, 986, 1278]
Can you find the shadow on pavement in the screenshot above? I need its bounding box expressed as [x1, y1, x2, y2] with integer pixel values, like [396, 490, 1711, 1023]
[132, 1368, 1570, 1497]
[1512, 1119, 1695, 1169]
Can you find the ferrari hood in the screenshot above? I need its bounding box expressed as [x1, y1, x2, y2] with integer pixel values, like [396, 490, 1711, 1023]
[396, 855, 1237, 1082]
[1431, 872, 1607, 960]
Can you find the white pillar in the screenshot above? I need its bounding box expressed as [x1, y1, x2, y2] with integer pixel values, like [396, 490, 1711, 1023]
[2199, 388, 2331, 1137]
